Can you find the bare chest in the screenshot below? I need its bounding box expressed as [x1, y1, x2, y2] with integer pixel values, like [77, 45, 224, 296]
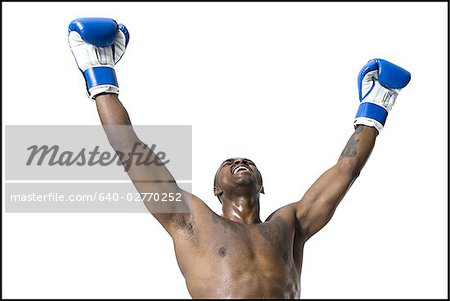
[175, 214, 298, 271]
[172, 214, 301, 298]
[210, 215, 293, 260]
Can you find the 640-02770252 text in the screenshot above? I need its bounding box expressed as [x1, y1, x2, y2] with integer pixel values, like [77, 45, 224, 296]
[8, 192, 183, 203]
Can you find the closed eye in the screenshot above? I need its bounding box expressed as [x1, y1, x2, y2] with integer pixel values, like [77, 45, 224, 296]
[245, 159, 255, 166]
[221, 159, 233, 167]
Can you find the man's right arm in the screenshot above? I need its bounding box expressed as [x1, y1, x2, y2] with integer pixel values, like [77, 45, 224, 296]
[68, 18, 202, 236]
[95, 93, 197, 235]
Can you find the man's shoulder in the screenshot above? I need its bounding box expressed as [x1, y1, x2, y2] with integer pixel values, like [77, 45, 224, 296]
[265, 203, 297, 223]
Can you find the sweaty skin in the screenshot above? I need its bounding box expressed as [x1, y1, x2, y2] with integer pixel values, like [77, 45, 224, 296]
[95, 93, 377, 298]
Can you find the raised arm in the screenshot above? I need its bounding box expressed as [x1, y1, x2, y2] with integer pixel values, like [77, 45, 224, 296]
[295, 125, 377, 240]
[295, 58, 411, 242]
[95, 94, 194, 234]
[68, 18, 199, 236]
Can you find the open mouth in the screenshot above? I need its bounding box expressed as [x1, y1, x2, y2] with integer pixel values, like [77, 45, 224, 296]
[232, 165, 251, 174]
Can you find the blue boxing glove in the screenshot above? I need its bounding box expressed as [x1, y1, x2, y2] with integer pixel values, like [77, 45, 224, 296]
[68, 18, 130, 99]
[354, 58, 411, 132]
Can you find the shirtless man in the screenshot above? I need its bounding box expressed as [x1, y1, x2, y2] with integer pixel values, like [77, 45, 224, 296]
[68, 18, 411, 298]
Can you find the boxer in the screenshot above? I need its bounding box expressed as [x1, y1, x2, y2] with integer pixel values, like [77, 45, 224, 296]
[68, 17, 411, 298]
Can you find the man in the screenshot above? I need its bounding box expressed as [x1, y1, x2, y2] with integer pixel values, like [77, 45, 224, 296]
[68, 18, 411, 298]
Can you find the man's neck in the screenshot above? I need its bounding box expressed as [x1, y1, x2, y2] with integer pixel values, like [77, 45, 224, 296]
[221, 195, 262, 225]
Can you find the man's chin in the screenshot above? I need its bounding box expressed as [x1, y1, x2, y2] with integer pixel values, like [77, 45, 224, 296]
[232, 175, 255, 185]
[230, 179, 259, 191]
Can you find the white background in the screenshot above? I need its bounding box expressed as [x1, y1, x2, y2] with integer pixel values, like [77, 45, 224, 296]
[2, 2, 447, 299]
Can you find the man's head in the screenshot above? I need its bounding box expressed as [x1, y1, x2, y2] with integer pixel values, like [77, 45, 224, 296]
[213, 157, 264, 203]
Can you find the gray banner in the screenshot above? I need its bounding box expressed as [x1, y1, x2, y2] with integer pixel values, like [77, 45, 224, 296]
[5, 125, 192, 181]
[5, 125, 192, 213]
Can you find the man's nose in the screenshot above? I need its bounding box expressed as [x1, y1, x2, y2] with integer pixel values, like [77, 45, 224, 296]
[233, 158, 246, 165]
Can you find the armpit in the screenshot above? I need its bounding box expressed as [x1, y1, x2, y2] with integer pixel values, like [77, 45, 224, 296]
[173, 213, 196, 237]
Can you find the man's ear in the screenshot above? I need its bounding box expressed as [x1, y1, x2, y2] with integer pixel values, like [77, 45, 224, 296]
[214, 185, 223, 197]
[260, 185, 265, 194]
[214, 185, 223, 203]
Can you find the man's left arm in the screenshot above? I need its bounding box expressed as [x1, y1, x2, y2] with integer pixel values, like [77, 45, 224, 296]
[294, 125, 377, 241]
[294, 58, 411, 242]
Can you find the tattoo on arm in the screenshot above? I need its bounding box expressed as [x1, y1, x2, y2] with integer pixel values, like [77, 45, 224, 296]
[340, 126, 363, 158]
